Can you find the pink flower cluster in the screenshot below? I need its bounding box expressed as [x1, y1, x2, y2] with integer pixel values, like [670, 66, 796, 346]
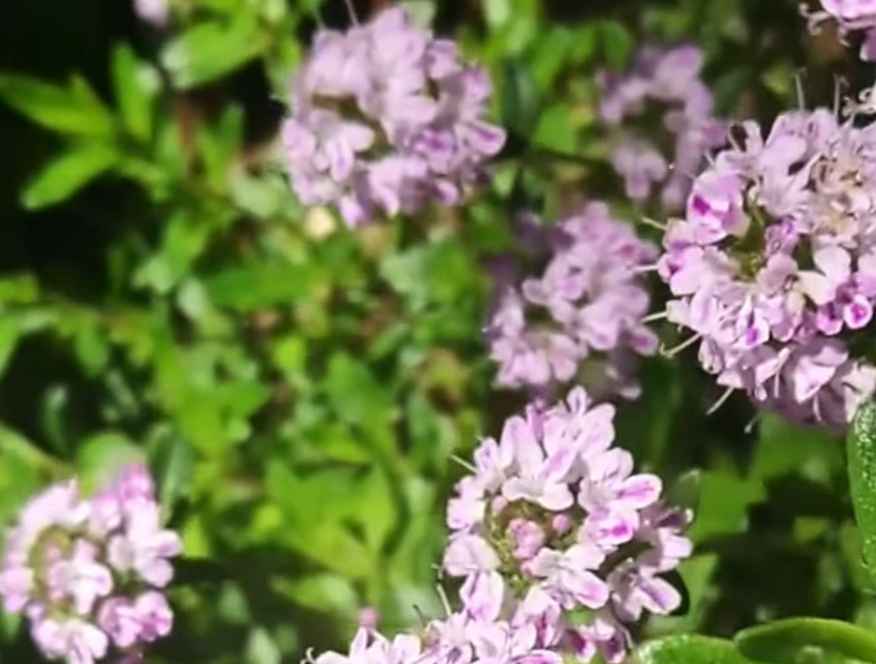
[0, 465, 181, 664]
[282, 7, 506, 227]
[597, 45, 727, 212]
[443, 387, 691, 663]
[656, 107, 876, 425]
[309, 389, 690, 664]
[487, 203, 659, 399]
[806, 1, 876, 60]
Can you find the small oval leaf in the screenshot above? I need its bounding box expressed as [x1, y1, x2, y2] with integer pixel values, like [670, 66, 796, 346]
[22, 144, 118, 210]
[635, 635, 757, 664]
[736, 617, 876, 664]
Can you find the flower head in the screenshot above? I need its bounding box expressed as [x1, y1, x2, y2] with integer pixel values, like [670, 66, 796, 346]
[283, 7, 505, 226]
[656, 104, 876, 425]
[442, 387, 692, 663]
[0, 465, 181, 664]
[487, 203, 659, 399]
[597, 45, 727, 212]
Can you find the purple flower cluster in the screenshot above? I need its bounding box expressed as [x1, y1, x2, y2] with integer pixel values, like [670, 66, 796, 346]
[487, 203, 659, 399]
[0, 465, 181, 664]
[598, 45, 727, 212]
[442, 387, 691, 663]
[309, 389, 690, 664]
[656, 107, 876, 425]
[806, 1, 876, 60]
[282, 7, 506, 227]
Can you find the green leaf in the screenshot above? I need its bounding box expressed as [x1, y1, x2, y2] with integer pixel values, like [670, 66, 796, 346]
[279, 573, 358, 615]
[600, 20, 634, 70]
[530, 27, 575, 91]
[0, 450, 40, 528]
[849, 402, 876, 589]
[245, 627, 281, 664]
[323, 352, 396, 439]
[0, 424, 68, 478]
[76, 432, 144, 494]
[266, 463, 381, 577]
[668, 469, 702, 513]
[197, 104, 244, 191]
[635, 635, 757, 664]
[0, 274, 40, 305]
[162, 13, 267, 88]
[111, 44, 160, 142]
[21, 144, 119, 210]
[204, 260, 326, 312]
[73, 318, 110, 375]
[0, 316, 21, 378]
[736, 618, 876, 664]
[500, 60, 539, 137]
[134, 212, 210, 294]
[532, 103, 577, 154]
[150, 431, 196, 518]
[754, 413, 840, 485]
[0, 73, 114, 137]
[688, 471, 765, 542]
[380, 240, 482, 313]
[40, 385, 71, 456]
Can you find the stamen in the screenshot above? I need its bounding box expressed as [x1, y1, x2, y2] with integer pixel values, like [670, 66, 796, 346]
[633, 264, 661, 274]
[834, 75, 847, 117]
[706, 386, 735, 415]
[744, 412, 761, 434]
[641, 310, 669, 324]
[842, 378, 865, 394]
[660, 333, 702, 358]
[436, 584, 452, 617]
[639, 216, 668, 231]
[344, 0, 360, 25]
[412, 604, 428, 629]
[795, 69, 807, 111]
[451, 455, 478, 473]
[310, 3, 326, 28]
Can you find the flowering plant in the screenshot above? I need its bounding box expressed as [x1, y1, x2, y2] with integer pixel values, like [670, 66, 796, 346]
[2, 1, 876, 664]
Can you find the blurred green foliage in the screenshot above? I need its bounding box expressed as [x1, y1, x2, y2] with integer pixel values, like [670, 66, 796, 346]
[0, 0, 874, 662]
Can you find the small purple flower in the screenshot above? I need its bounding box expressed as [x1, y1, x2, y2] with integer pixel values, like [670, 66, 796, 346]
[107, 502, 181, 587]
[610, 138, 668, 201]
[525, 545, 609, 610]
[32, 617, 109, 664]
[508, 520, 546, 561]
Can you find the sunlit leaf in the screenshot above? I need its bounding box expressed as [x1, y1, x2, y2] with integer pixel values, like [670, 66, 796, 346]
[736, 617, 876, 664]
[21, 144, 119, 210]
